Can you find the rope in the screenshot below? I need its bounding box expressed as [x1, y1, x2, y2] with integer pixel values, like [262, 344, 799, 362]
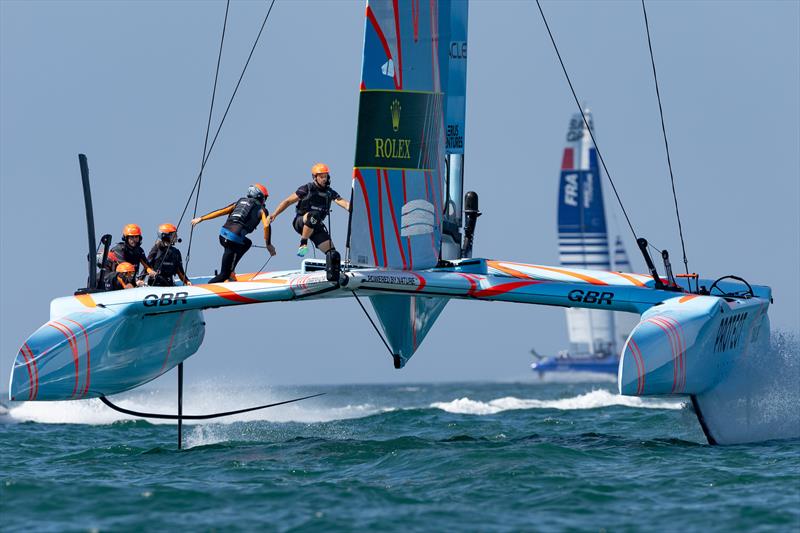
[176, 0, 277, 231]
[641, 0, 690, 276]
[352, 293, 395, 357]
[535, 0, 639, 242]
[251, 254, 273, 280]
[185, 0, 231, 272]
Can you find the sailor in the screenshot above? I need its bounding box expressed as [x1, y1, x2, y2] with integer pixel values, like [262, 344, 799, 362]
[270, 163, 350, 257]
[109, 262, 137, 290]
[147, 223, 192, 287]
[105, 224, 155, 288]
[191, 183, 276, 283]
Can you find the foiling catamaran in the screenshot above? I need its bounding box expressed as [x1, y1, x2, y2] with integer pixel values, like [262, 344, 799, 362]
[9, 1, 780, 447]
[531, 111, 640, 377]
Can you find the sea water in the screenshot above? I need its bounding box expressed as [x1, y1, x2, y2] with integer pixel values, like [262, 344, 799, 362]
[2, 344, 798, 532]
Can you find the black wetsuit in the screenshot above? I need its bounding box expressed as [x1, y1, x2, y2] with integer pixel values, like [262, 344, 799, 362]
[293, 181, 341, 246]
[207, 197, 269, 283]
[147, 243, 187, 287]
[103, 242, 149, 290]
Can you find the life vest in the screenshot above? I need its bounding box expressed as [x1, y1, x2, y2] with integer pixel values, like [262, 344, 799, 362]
[150, 244, 181, 278]
[225, 197, 263, 235]
[296, 182, 333, 217]
[107, 242, 145, 274]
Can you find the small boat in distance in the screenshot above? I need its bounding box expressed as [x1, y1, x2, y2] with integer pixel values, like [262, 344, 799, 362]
[531, 111, 638, 377]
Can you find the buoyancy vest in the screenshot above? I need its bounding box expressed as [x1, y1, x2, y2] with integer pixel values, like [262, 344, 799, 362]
[107, 242, 145, 273]
[225, 197, 263, 235]
[148, 244, 182, 279]
[296, 182, 333, 216]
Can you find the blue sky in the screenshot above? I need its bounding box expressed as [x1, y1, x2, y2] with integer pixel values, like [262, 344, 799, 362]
[1, 0, 798, 387]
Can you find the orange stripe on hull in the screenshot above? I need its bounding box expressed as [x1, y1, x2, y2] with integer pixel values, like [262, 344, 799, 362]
[195, 283, 260, 304]
[486, 261, 532, 279]
[609, 271, 646, 287]
[232, 273, 288, 284]
[75, 293, 96, 307]
[528, 264, 608, 285]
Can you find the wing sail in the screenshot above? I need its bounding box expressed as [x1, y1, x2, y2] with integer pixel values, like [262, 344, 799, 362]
[348, 0, 451, 270]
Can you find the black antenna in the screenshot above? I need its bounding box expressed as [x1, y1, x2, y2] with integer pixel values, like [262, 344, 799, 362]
[78, 154, 97, 290]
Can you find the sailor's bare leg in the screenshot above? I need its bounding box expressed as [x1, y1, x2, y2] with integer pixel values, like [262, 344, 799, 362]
[318, 240, 333, 253]
[301, 213, 315, 241]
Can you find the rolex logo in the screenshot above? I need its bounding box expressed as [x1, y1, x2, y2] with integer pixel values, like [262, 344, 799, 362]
[390, 99, 401, 132]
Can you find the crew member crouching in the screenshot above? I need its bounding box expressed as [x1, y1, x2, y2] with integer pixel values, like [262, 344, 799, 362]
[110, 262, 136, 290]
[147, 223, 192, 287]
[191, 183, 276, 283]
[270, 163, 350, 257]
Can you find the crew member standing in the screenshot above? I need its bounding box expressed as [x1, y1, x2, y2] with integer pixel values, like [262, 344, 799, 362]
[147, 223, 192, 287]
[191, 183, 276, 283]
[270, 163, 350, 257]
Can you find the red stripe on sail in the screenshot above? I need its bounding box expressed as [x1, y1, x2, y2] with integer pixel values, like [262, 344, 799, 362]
[366, 6, 398, 89]
[354, 169, 379, 265]
[376, 169, 388, 267]
[383, 170, 407, 268]
[562, 148, 574, 170]
[392, 0, 403, 88]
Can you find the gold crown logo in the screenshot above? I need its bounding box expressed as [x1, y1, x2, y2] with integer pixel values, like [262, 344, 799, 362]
[390, 99, 401, 132]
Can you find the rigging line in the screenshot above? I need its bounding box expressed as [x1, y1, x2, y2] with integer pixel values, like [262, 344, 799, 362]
[352, 292, 395, 357]
[534, 0, 638, 242]
[641, 0, 689, 276]
[251, 254, 273, 280]
[186, 0, 231, 272]
[176, 0, 278, 230]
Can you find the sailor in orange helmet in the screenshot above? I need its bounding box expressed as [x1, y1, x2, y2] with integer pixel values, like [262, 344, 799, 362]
[192, 183, 276, 283]
[109, 262, 137, 290]
[105, 224, 155, 288]
[146, 223, 192, 287]
[270, 163, 350, 257]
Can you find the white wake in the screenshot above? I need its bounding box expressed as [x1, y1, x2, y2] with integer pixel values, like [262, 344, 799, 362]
[431, 389, 685, 415]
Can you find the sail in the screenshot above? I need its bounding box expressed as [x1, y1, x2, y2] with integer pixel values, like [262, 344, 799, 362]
[557, 110, 615, 355]
[348, 0, 453, 270]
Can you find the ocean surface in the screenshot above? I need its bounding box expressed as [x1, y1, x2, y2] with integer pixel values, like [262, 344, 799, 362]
[2, 374, 798, 533]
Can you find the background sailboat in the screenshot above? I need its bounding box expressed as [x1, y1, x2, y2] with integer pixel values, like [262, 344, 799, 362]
[531, 110, 637, 377]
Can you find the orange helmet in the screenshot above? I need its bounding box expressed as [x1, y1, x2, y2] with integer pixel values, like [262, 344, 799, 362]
[122, 224, 142, 237]
[311, 163, 330, 175]
[116, 262, 136, 274]
[247, 183, 268, 201]
[158, 223, 178, 242]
